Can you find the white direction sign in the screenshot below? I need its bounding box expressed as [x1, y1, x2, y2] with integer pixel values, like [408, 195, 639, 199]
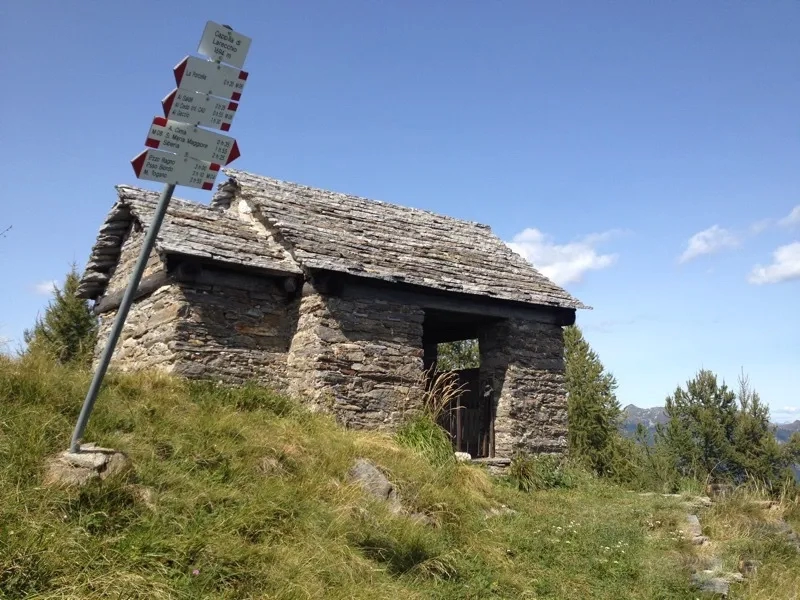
[131, 149, 221, 190]
[162, 88, 238, 131]
[145, 117, 241, 165]
[197, 21, 251, 69]
[174, 55, 248, 101]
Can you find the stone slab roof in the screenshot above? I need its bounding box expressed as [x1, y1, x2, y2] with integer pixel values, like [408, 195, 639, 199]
[227, 170, 586, 310]
[77, 185, 301, 299]
[79, 173, 586, 310]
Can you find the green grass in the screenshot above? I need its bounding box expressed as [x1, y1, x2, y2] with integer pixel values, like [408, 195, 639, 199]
[696, 490, 800, 600]
[0, 354, 796, 599]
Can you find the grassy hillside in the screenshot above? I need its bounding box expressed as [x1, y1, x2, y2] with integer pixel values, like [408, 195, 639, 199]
[1, 356, 798, 599]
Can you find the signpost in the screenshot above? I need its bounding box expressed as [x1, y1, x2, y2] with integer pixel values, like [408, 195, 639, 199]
[131, 149, 221, 190]
[174, 55, 248, 101]
[197, 21, 252, 69]
[162, 88, 238, 131]
[69, 22, 252, 453]
[144, 117, 241, 165]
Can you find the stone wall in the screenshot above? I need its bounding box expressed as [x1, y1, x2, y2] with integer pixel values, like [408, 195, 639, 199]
[93, 225, 567, 454]
[104, 224, 164, 295]
[287, 287, 425, 429]
[95, 285, 187, 372]
[169, 268, 300, 389]
[96, 223, 299, 387]
[479, 319, 567, 458]
[93, 224, 182, 372]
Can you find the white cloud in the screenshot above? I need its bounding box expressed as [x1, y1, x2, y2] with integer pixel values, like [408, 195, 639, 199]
[779, 205, 800, 228]
[678, 225, 739, 263]
[748, 242, 800, 285]
[749, 219, 773, 235]
[33, 280, 58, 295]
[773, 406, 800, 423]
[507, 228, 620, 286]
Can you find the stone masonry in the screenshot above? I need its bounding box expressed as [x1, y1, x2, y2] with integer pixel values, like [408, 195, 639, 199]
[170, 268, 300, 388]
[480, 319, 568, 457]
[287, 287, 425, 429]
[94, 224, 184, 372]
[95, 225, 300, 388]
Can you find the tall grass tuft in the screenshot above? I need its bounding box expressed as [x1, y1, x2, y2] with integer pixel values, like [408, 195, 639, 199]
[508, 453, 577, 492]
[396, 369, 463, 467]
[395, 416, 455, 468]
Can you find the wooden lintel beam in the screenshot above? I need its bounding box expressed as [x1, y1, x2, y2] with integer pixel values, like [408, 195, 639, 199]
[93, 271, 170, 314]
[164, 252, 302, 281]
[423, 325, 482, 345]
[336, 274, 576, 326]
[310, 272, 345, 297]
[169, 258, 303, 296]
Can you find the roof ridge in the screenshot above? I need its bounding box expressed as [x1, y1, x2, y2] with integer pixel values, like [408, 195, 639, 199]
[114, 184, 219, 212]
[223, 169, 494, 231]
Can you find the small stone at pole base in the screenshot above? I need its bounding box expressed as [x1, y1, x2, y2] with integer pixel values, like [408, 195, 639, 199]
[44, 443, 132, 488]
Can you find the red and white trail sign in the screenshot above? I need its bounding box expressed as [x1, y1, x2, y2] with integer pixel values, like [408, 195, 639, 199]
[145, 117, 241, 165]
[197, 21, 252, 69]
[131, 148, 221, 190]
[162, 88, 238, 131]
[174, 55, 248, 101]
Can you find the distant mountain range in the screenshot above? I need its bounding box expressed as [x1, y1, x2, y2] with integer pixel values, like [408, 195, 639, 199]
[621, 404, 800, 443]
[621, 405, 668, 438]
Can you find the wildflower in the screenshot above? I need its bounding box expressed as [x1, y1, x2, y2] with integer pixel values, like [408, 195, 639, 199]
[192, 569, 200, 576]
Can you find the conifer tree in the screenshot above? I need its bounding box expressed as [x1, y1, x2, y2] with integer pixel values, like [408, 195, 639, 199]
[564, 325, 623, 476]
[656, 368, 799, 491]
[656, 369, 738, 482]
[24, 264, 98, 365]
[731, 371, 799, 490]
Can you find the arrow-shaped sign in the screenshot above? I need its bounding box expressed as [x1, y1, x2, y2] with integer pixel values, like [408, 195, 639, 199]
[145, 117, 241, 165]
[162, 88, 238, 131]
[131, 149, 221, 190]
[174, 55, 248, 101]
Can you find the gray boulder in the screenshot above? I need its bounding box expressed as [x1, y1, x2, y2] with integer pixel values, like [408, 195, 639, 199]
[44, 443, 132, 488]
[347, 458, 403, 514]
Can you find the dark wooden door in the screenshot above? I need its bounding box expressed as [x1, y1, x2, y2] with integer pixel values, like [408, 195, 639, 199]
[437, 368, 493, 458]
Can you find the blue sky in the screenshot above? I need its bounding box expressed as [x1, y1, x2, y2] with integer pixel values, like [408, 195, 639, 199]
[2, 1, 798, 420]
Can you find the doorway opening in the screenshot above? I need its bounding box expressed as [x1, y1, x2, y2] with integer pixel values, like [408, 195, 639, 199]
[422, 309, 499, 458]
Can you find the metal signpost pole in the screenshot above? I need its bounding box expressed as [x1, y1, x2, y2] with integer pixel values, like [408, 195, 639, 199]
[69, 184, 175, 452]
[67, 20, 250, 454]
